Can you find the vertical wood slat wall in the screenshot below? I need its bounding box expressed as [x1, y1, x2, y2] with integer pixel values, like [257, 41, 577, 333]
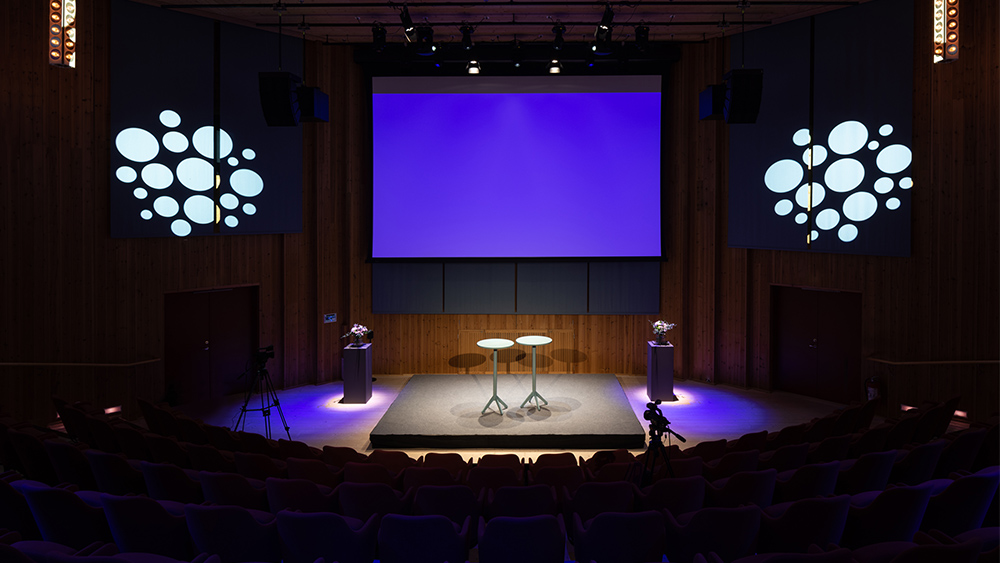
[0, 0, 996, 425]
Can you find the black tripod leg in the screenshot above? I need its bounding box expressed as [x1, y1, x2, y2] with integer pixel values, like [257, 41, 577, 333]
[261, 369, 291, 440]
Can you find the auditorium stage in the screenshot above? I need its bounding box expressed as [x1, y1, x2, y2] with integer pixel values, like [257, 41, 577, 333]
[369, 373, 646, 449]
[174, 373, 858, 458]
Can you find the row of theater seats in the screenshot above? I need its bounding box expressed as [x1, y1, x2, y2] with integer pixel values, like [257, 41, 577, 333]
[9, 430, 999, 518]
[2, 467, 997, 563]
[5, 418, 994, 509]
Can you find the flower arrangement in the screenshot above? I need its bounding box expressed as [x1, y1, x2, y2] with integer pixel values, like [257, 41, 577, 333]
[342, 323, 374, 346]
[650, 320, 676, 345]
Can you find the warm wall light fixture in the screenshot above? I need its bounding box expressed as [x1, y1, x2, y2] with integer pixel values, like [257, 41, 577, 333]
[49, 0, 77, 68]
[933, 0, 959, 63]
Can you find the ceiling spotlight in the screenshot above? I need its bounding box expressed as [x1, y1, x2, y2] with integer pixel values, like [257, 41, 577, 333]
[461, 25, 474, 50]
[414, 25, 436, 55]
[297, 15, 310, 32]
[466, 59, 481, 74]
[512, 40, 523, 68]
[552, 23, 566, 50]
[400, 5, 416, 42]
[372, 22, 386, 52]
[547, 59, 563, 74]
[595, 4, 614, 42]
[635, 24, 649, 51]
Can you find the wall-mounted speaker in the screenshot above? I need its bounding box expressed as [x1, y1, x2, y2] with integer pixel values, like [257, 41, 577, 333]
[723, 69, 763, 124]
[699, 84, 726, 120]
[259, 72, 302, 127]
[297, 86, 329, 123]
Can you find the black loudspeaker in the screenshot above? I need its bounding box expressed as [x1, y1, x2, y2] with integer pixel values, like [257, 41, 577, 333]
[259, 72, 302, 127]
[723, 69, 763, 124]
[698, 84, 726, 121]
[297, 86, 329, 123]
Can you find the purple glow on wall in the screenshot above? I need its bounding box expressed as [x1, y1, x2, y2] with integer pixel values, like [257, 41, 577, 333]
[371, 76, 662, 259]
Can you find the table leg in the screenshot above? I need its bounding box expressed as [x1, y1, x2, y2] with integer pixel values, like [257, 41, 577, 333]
[482, 348, 508, 415]
[520, 345, 548, 409]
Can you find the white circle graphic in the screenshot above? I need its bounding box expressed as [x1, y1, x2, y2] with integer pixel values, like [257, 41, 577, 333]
[184, 195, 215, 225]
[159, 110, 181, 128]
[876, 144, 912, 174]
[811, 230, 819, 241]
[163, 131, 189, 153]
[140, 209, 153, 220]
[886, 197, 901, 210]
[879, 124, 894, 136]
[794, 212, 807, 225]
[825, 158, 865, 193]
[774, 199, 793, 216]
[192, 126, 233, 159]
[792, 129, 811, 146]
[171, 219, 192, 237]
[227, 157, 238, 166]
[133, 187, 148, 200]
[220, 193, 239, 210]
[225, 215, 239, 228]
[839, 224, 858, 242]
[900, 177, 913, 189]
[116, 166, 137, 183]
[843, 191, 878, 222]
[176, 157, 215, 192]
[828, 121, 868, 155]
[815, 208, 840, 230]
[874, 177, 894, 194]
[243, 203, 257, 216]
[795, 183, 826, 208]
[116, 128, 159, 163]
[764, 159, 804, 194]
[802, 145, 828, 167]
[868, 140, 879, 151]
[142, 163, 174, 190]
[231, 169, 264, 198]
[153, 195, 179, 218]
[242, 148, 257, 160]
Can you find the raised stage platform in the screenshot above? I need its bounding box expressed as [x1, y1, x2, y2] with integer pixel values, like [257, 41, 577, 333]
[369, 373, 646, 449]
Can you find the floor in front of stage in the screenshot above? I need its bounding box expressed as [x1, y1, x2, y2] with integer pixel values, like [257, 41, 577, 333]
[175, 374, 871, 461]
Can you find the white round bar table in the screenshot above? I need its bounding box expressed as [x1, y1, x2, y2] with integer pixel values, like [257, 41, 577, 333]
[477, 338, 514, 415]
[516, 335, 553, 409]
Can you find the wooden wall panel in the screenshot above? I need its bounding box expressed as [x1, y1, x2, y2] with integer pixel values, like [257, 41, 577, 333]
[1, 0, 996, 425]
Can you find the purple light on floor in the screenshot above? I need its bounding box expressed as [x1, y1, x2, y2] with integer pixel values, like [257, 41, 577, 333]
[323, 388, 392, 410]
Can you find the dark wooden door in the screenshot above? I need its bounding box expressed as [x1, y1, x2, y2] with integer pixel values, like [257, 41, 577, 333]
[164, 287, 259, 406]
[772, 286, 862, 404]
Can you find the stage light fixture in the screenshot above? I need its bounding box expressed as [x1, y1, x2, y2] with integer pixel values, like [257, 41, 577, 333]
[461, 25, 474, 50]
[372, 22, 386, 52]
[400, 5, 416, 43]
[933, 0, 959, 63]
[635, 24, 649, 51]
[552, 23, 566, 50]
[48, 0, 76, 68]
[512, 40, 523, 68]
[547, 59, 563, 74]
[466, 59, 481, 74]
[595, 4, 614, 42]
[414, 25, 436, 55]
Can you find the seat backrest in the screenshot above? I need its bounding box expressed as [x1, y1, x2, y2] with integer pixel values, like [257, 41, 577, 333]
[479, 514, 564, 563]
[184, 503, 281, 563]
[377, 513, 466, 563]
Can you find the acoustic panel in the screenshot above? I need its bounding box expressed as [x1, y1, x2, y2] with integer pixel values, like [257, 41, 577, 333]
[588, 261, 661, 314]
[443, 263, 516, 314]
[371, 263, 443, 314]
[516, 263, 588, 314]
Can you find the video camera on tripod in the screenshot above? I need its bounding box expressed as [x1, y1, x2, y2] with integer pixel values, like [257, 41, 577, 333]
[637, 400, 686, 486]
[253, 345, 274, 365]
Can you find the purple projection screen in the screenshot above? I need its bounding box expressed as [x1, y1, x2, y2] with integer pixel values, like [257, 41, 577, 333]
[371, 76, 662, 259]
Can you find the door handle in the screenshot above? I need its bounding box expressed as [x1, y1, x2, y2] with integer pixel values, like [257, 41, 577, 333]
[204, 340, 210, 351]
[808, 338, 818, 349]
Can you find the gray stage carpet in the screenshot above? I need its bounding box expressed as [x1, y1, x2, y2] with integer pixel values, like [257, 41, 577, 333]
[370, 373, 646, 449]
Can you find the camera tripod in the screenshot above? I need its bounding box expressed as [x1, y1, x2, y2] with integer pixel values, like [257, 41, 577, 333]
[233, 355, 290, 440]
[638, 401, 686, 487]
